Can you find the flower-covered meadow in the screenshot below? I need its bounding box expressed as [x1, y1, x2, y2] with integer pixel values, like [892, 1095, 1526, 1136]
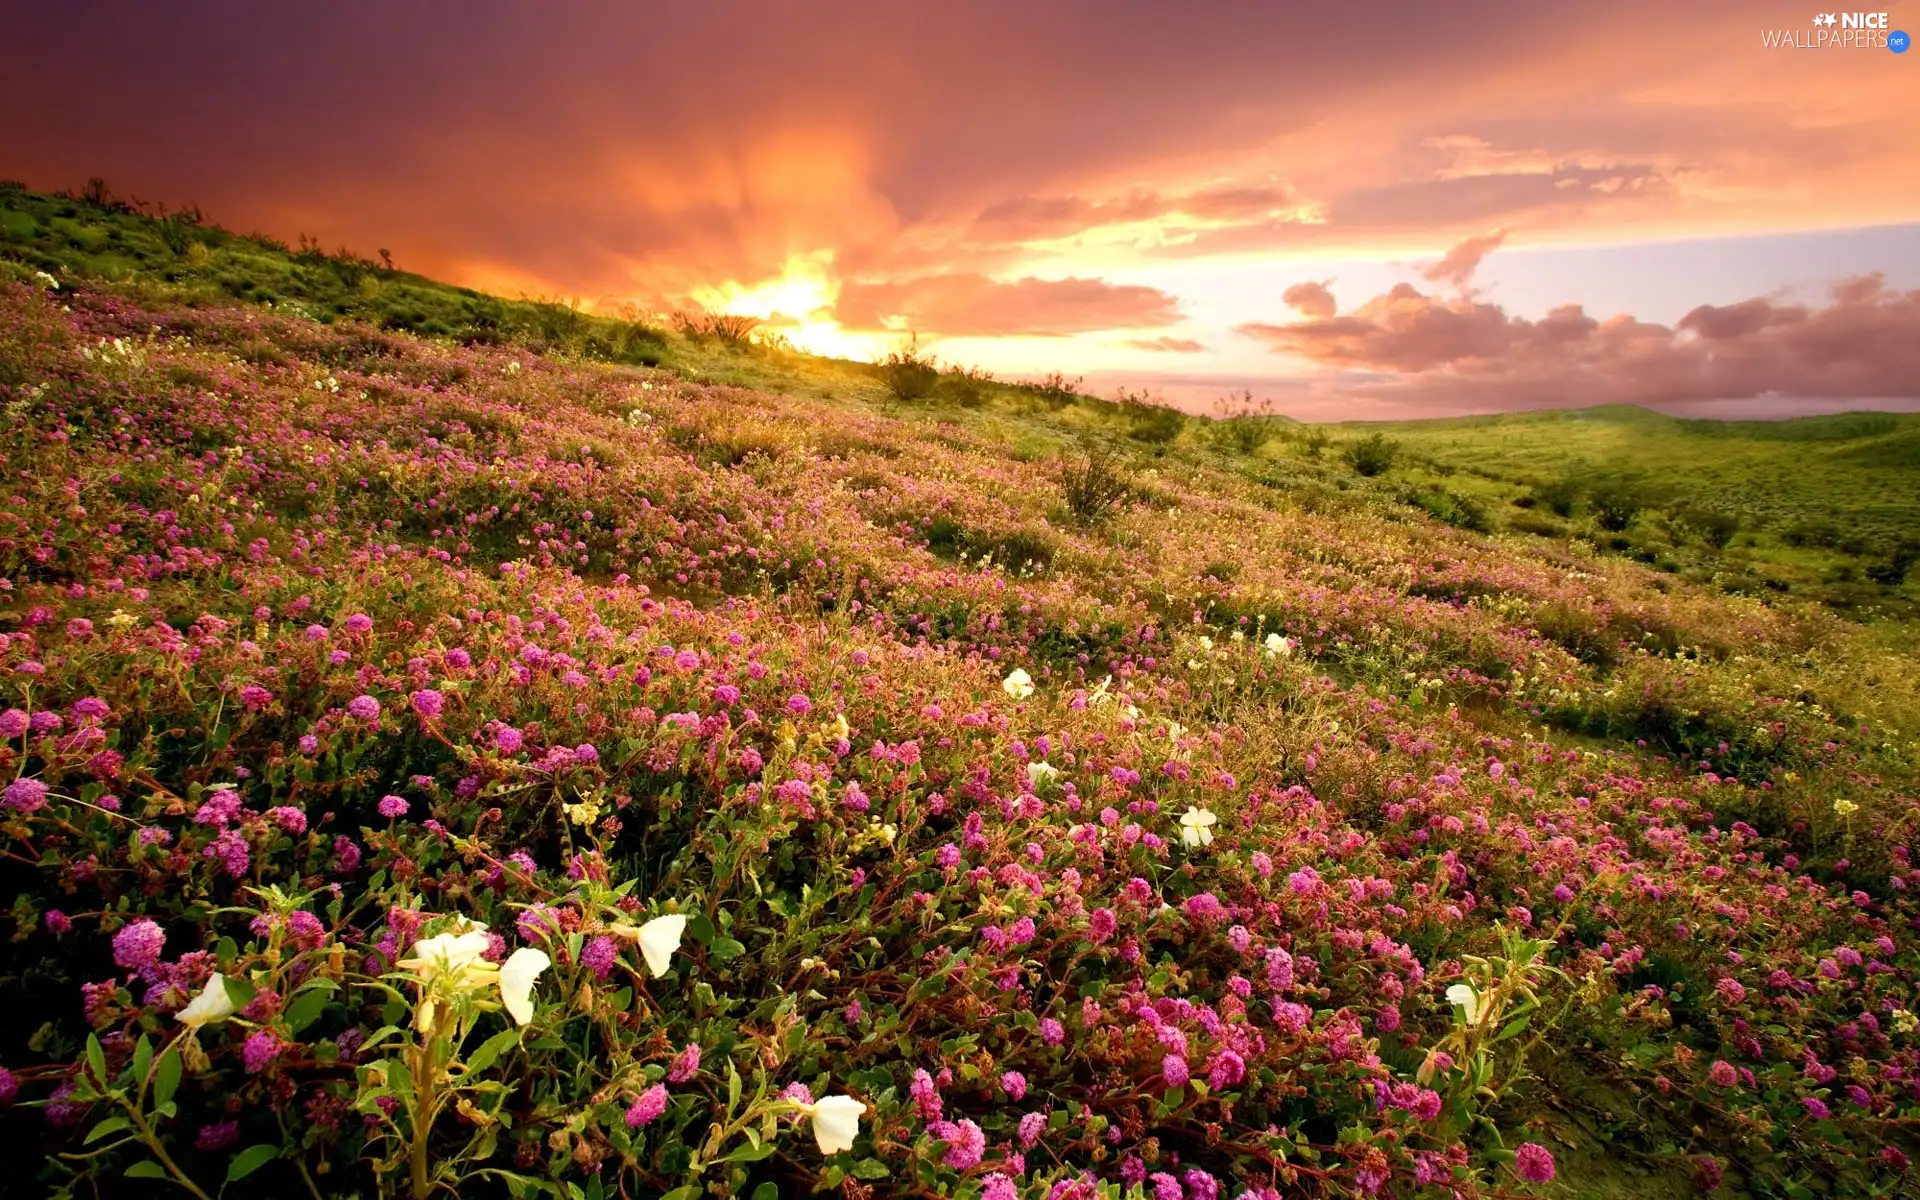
[1, 272, 1918, 1199]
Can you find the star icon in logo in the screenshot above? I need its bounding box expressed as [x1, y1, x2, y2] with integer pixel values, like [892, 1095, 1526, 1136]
[1812, 12, 1836, 25]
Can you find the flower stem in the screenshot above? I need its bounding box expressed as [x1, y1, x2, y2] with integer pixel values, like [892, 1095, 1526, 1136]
[125, 1101, 215, 1200]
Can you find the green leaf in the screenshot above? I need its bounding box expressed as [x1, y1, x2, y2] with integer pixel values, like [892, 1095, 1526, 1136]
[221, 975, 258, 1010]
[226, 1144, 280, 1182]
[727, 1062, 742, 1113]
[131, 1036, 153, 1094]
[723, 1143, 776, 1165]
[464, 1028, 523, 1077]
[687, 914, 716, 944]
[126, 1161, 169, 1180]
[1492, 1013, 1532, 1044]
[85, 1034, 107, 1086]
[85, 1115, 132, 1144]
[752, 1184, 779, 1200]
[851, 1158, 890, 1180]
[659, 1188, 699, 1200]
[283, 988, 332, 1036]
[709, 937, 745, 962]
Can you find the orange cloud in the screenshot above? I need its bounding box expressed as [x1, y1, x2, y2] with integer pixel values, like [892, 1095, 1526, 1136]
[1282, 280, 1338, 319]
[1121, 336, 1207, 353]
[1422, 229, 1508, 291]
[835, 274, 1182, 337]
[1237, 273, 1920, 407]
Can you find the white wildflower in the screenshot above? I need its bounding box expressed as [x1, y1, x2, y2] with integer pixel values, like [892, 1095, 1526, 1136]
[1179, 806, 1216, 848]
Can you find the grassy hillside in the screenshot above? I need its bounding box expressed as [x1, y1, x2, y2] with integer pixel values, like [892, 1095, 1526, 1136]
[1365, 404, 1920, 551]
[5, 179, 1917, 617]
[2, 184, 1920, 1200]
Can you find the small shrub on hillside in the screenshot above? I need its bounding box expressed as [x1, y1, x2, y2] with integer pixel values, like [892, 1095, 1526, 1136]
[877, 332, 940, 401]
[937, 364, 994, 407]
[1298, 427, 1331, 458]
[1344, 431, 1400, 476]
[1865, 537, 1920, 586]
[1213, 388, 1285, 453]
[1677, 506, 1740, 549]
[1529, 478, 1581, 517]
[155, 207, 204, 256]
[1590, 486, 1643, 531]
[1030, 370, 1083, 407]
[672, 308, 760, 347]
[1783, 518, 1843, 548]
[1059, 439, 1132, 522]
[1509, 511, 1566, 538]
[1116, 387, 1185, 444]
[1405, 486, 1491, 532]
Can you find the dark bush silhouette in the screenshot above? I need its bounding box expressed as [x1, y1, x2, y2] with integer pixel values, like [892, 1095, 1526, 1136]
[878, 333, 940, 401]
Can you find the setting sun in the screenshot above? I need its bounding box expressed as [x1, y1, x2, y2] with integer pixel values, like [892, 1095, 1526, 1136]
[689, 252, 888, 360]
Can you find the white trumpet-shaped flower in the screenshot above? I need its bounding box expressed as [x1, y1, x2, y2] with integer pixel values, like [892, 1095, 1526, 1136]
[800, 1094, 865, 1154]
[1264, 632, 1293, 657]
[1445, 983, 1481, 1024]
[1179, 806, 1217, 848]
[398, 926, 497, 990]
[497, 947, 551, 1025]
[176, 972, 238, 1029]
[1002, 668, 1034, 700]
[1027, 761, 1060, 787]
[635, 914, 688, 978]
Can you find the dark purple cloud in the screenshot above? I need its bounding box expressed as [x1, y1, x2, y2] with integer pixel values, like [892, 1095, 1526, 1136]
[1237, 271, 1920, 406]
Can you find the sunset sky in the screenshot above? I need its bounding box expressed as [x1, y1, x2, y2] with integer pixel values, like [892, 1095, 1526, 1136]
[5, 1, 1919, 418]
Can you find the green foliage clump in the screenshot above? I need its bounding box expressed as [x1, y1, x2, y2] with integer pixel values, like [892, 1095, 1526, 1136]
[1059, 439, 1133, 522]
[1345, 431, 1400, 477]
[1212, 389, 1286, 454]
[937, 364, 995, 408]
[672, 308, 760, 348]
[876, 332, 939, 401]
[1405, 486, 1492, 533]
[1114, 387, 1185, 445]
[1529, 478, 1581, 518]
[1676, 506, 1740, 549]
[1589, 486, 1642, 531]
